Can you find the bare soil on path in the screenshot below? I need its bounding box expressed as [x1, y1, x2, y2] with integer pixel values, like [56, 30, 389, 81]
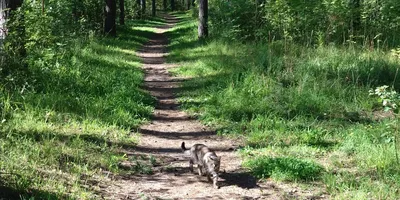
[102, 14, 326, 200]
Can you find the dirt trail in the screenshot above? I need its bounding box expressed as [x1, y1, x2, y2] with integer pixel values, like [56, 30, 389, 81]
[102, 14, 324, 200]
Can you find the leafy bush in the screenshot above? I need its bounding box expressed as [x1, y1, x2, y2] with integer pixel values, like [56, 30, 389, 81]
[0, 12, 160, 198]
[169, 12, 400, 199]
[244, 156, 324, 181]
[209, 0, 400, 47]
[369, 85, 400, 112]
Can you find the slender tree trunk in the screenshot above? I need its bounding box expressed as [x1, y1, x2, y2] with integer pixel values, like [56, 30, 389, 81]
[104, 0, 116, 36]
[350, 0, 361, 35]
[119, 0, 125, 25]
[163, 0, 167, 11]
[41, 0, 45, 14]
[72, 0, 79, 22]
[136, 0, 141, 18]
[0, 0, 6, 43]
[186, 0, 190, 10]
[141, 0, 146, 15]
[2, 0, 25, 56]
[7, 0, 23, 10]
[198, 0, 208, 38]
[170, 0, 174, 11]
[152, 0, 155, 16]
[192, 0, 195, 7]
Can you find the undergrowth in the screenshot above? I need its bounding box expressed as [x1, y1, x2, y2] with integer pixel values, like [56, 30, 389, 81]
[243, 156, 324, 181]
[0, 18, 162, 199]
[167, 12, 400, 199]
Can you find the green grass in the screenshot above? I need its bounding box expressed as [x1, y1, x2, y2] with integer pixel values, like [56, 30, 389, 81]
[0, 17, 164, 199]
[167, 12, 400, 199]
[243, 156, 324, 181]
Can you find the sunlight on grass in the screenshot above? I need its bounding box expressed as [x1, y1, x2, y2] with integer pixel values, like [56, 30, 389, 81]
[0, 17, 164, 199]
[243, 156, 324, 181]
[167, 12, 400, 199]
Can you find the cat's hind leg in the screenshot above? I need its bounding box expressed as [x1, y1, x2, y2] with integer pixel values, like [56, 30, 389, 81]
[197, 165, 205, 176]
[189, 159, 194, 172]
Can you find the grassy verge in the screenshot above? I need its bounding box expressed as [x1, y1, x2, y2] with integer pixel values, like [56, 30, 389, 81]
[167, 12, 400, 199]
[0, 18, 164, 199]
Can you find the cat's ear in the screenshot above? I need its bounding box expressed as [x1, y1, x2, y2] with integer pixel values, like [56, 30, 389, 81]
[210, 156, 218, 161]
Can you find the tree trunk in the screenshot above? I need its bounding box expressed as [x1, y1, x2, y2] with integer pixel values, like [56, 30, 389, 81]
[2, 0, 25, 56]
[198, 0, 208, 38]
[350, 0, 361, 34]
[136, 0, 141, 18]
[256, 0, 265, 5]
[192, 0, 195, 7]
[104, 0, 116, 36]
[0, 0, 6, 43]
[119, 0, 125, 25]
[152, 0, 155, 16]
[72, 0, 79, 22]
[8, 0, 23, 10]
[186, 0, 190, 10]
[141, 0, 146, 16]
[41, 0, 45, 14]
[163, 0, 167, 11]
[170, 0, 174, 11]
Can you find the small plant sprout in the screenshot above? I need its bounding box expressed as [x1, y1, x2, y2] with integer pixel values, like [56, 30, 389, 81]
[149, 155, 157, 166]
[369, 85, 400, 112]
[370, 85, 400, 164]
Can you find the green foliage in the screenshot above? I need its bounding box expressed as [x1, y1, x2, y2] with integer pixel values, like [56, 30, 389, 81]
[129, 155, 154, 175]
[0, 15, 163, 198]
[244, 156, 324, 181]
[168, 12, 400, 199]
[24, 22, 155, 128]
[209, 0, 400, 47]
[369, 85, 400, 112]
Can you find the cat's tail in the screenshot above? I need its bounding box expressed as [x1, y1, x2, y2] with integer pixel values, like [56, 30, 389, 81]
[181, 142, 191, 156]
[181, 142, 187, 151]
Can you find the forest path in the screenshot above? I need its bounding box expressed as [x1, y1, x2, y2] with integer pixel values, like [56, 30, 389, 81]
[102, 13, 322, 200]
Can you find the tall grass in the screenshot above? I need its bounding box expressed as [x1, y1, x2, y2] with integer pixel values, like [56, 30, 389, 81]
[0, 19, 161, 199]
[167, 12, 400, 199]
